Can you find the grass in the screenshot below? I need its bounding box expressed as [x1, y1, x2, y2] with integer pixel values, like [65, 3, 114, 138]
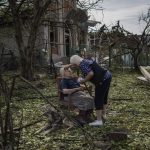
[2, 70, 150, 150]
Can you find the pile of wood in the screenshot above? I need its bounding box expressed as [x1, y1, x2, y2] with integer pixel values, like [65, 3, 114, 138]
[36, 104, 80, 135]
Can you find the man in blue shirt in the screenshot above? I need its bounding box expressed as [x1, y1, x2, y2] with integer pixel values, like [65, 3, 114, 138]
[59, 67, 94, 122]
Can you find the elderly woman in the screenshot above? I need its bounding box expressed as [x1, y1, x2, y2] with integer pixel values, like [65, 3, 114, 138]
[67, 55, 112, 126]
[59, 67, 94, 123]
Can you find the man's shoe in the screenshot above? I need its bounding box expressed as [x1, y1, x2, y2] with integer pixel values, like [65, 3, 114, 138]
[89, 120, 103, 126]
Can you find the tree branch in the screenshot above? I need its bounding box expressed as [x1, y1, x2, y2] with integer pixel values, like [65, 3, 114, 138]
[16, 0, 26, 13]
[87, 0, 103, 10]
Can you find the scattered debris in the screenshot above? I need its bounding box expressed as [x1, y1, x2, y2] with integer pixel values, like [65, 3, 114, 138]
[137, 66, 150, 84]
[36, 104, 63, 134]
[137, 76, 148, 82]
[34, 73, 47, 80]
[93, 141, 112, 150]
[54, 61, 63, 68]
[103, 128, 128, 142]
[35, 81, 45, 89]
[62, 117, 75, 130]
[36, 104, 79, 134]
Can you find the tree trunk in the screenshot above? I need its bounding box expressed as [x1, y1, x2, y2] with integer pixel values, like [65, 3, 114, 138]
[8, 0, 55, 80]
[3, 144, 14, 150]
[133, 48, 143, 69]
[133, 55, 139, 69]
[20, 48, 34, 80]
[21, 59, 34, 80]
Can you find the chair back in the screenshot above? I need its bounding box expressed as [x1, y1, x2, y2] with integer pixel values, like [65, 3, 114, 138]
[56, 77, 64, 101]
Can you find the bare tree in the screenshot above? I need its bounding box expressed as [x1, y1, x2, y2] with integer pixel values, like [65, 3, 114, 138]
[77, 0, 103, 10]
[117, 8, 150, 68]
[0, 0, 57, 80]
[0, 0, 105, 80]
[0, 74, 16, 150]
[99, 9, 150, 69]
[7, 0, 57, 80]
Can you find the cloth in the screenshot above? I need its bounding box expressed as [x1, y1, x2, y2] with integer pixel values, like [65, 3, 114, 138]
[80, 59, 93, 77]
[95, 71, 112, 109]
[64, 91, 94, 110]
[80, 59, 107, 84]
[104, 70, 112, 80]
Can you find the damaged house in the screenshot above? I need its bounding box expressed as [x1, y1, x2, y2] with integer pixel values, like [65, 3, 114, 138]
[0, 0, 94, 67]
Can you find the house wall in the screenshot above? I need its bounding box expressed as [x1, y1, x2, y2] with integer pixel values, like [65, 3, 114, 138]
[0, 25, 49, 66]
[0, 26, 18, 56]
[46, 0, 79, 59]
[0, 0, 88, 66]
[0, 25, 47, 52]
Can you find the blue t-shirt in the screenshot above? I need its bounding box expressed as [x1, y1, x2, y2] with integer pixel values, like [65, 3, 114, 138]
[61, 78, 80, 90]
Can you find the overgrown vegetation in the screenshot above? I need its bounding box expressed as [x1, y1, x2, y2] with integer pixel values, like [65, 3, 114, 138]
[1, 70, 149, 150]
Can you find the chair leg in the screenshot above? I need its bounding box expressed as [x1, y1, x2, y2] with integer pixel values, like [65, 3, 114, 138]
[79, 110, 93, 121]
[76, 109, 94, 124]
[86, 109, 94, 122]
[76, 110, 87, 123]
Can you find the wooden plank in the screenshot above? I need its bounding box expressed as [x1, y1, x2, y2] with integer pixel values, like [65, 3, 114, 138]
[139, 66, 150, 83]
[137, 76, 148, 82]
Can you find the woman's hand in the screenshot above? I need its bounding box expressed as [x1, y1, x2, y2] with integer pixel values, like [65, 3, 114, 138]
[80, 71, 94, 84]
[63, 64, 74, 70]
[80, 85, 86, 90]
[79, 79, 86, 84]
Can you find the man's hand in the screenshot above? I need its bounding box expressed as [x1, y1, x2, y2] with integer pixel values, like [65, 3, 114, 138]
[63, 87, 83, 94]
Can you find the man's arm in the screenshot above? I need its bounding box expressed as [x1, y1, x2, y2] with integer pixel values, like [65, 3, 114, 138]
[62, 87, 83, 95]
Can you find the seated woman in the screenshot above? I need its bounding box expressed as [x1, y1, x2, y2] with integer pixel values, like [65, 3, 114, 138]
[59, 67, 94, 123]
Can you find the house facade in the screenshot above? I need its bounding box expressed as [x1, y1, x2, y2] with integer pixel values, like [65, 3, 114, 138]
[0, 0, 89, 65]
[40, 0, 89, 63]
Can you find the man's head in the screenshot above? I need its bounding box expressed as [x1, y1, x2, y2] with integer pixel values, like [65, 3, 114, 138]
[60, 67, 72, 77]
[70, 55, 83, 66]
